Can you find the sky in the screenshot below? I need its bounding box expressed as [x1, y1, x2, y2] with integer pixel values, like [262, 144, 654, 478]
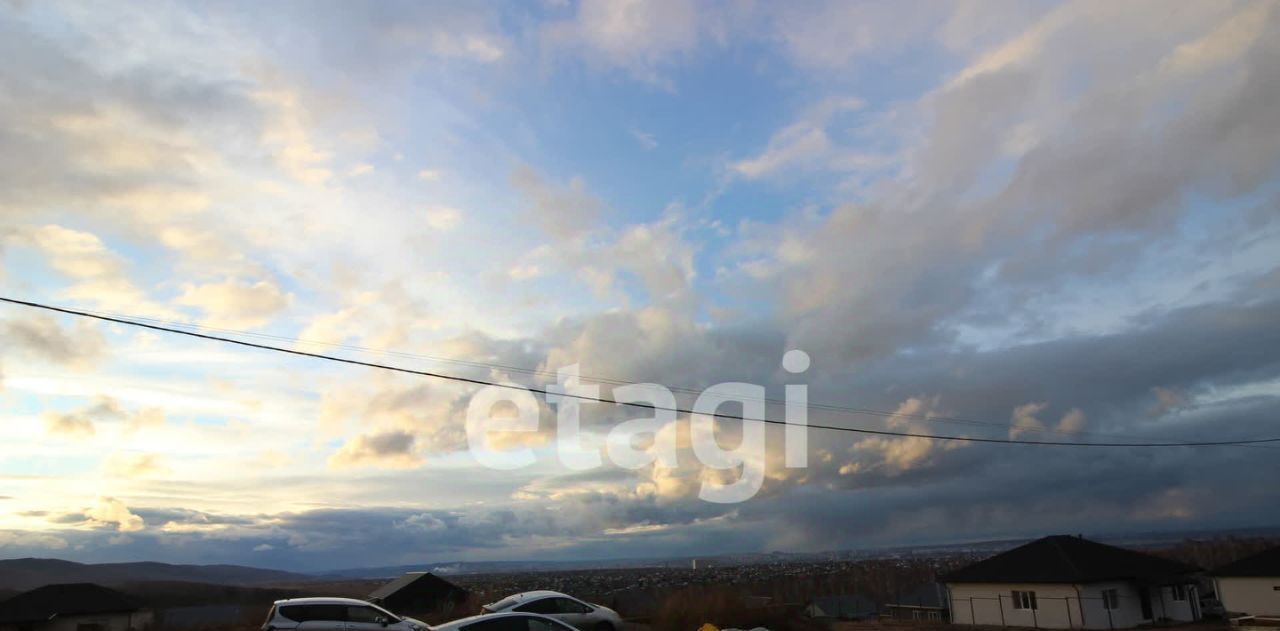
[1, 0, 1279, 572]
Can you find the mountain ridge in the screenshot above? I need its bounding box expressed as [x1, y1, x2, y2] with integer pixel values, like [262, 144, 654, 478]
[0, 557, 313, 592]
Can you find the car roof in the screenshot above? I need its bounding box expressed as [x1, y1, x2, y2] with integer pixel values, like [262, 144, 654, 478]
[434, 612, 561, 630]
[273, 597, 374, 606]
[494, 590, 571, 605]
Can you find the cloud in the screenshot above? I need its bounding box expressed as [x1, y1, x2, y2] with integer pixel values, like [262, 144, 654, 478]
[177, 278, 292, 329]
[730, 97, 874, 179]
[84, 497, 146, 532]
[43, 411, 97, 438]
[771, 1, 940, 69]
[328, 430, 424, 470]
[19, 224, 128, 279]
[41, 395, 124, 438]
[423, 206, 462, 231]
[0, 531, 69, 550]
[510, 165, 603, 240]
[254, 88, 335, 186]
[630, 128, 658, 150]
[541, 0, 706, 86]
[0, 313, 105, 367]
[0, 1, 1278, 568]
[104, 453, 171, 479]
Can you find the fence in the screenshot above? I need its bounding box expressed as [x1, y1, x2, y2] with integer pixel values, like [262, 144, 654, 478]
[949, 590, 1199, 630]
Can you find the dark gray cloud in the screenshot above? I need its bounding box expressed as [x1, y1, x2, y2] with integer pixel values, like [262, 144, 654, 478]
[0, 313, 105, 366]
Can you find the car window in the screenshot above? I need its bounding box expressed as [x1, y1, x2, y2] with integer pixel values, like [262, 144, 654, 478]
[525, 618, 576, 631]
[308, 605, 349, 622]
[347, 606, 385, 623]
[554, 599, 591, 614]
[488, 598, 520, 611]
[513, 599, 559, 615]
[461, 617, 526, 631]
[278, 606, 304, 622]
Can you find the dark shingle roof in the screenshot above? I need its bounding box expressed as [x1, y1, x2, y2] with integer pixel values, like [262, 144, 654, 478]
[368, 572, 463, 601]
[1212, 545, 1280, 577]
[0, 583, 141, 623]
[941, 535, 1200, 584]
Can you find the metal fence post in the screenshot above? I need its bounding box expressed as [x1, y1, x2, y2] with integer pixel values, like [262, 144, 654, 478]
[1107, 600, 1114, 631]
[1032, 600, 1039, 629]
[970, 597, 976, 625]
[999, 595, 1006, 627]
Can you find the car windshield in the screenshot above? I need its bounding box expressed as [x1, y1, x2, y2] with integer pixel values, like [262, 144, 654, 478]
[371, 605, 401, 622]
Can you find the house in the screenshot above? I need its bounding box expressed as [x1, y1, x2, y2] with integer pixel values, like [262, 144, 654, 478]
[942, 535, 1201, 629]
[1211, 545, 1280, 618]
[0, 583, 153, 631]
[367, 572, 468, 617]
[884, 583, 948, 621]
[803, 594, 878, 620]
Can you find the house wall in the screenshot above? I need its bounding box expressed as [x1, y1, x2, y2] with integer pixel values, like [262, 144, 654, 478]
[947, 582, 1197, 629]
[1076, 581, 1148, 629]
[1216, 577, 1280, 617]
[1151, 584, 1197, 622]
[947, 583, 1084, 629]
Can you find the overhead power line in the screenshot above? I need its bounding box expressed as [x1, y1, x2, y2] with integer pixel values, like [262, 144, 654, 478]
[51, 306, 1155, 443]
[3, 295, 1278, 449]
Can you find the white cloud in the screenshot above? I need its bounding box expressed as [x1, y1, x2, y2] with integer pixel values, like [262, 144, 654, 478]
[730, 97, 878, 179]
[630, 128, 658, 150]
[85, 496, 145, 532]
[177, 278, 292, 329]
[542, 0, 705, 86]
[104, 452, 171, 478]
[424, 206, 463, 231]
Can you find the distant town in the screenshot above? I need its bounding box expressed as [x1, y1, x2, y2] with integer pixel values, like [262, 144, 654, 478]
[3, 527, 1279, 631]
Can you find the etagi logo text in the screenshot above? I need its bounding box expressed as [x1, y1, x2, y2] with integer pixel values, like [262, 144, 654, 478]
[465, 350, 811, 503]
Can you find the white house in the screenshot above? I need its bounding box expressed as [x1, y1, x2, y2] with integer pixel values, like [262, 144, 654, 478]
[943, 535, 1202, 629]
[0, 583, 153, 631]
[1213, 545, 1280, 618]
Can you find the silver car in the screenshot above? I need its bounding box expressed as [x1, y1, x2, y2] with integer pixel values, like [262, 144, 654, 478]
[262, 597, 429, 631]
[482, 591, 622, 631]
[433, 612, 578, 631]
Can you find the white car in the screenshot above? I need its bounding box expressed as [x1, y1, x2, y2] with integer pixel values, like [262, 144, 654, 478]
[433, 612, 579, 631]
[481, 591, 622, 631]
[262, 597, 429, 631]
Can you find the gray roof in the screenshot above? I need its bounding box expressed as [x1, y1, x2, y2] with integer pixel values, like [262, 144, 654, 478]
[942, 535, 1200, 584]
[0, 583, 141, 624]
[368, 572, 465, 602]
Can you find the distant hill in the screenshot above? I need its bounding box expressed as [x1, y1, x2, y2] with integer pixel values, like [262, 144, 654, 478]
[0, 558, 313, 592]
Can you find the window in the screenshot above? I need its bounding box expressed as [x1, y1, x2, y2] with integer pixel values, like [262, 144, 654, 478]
[289, 605, 346, 623]
[1170, 585, 1187, 601]
[347, 606, 388, 623]
[1012, 590, 1037, 610]
[526, 618, 576, 631]
[462, 618, 526, 631]
[553, 598, 592, 614]
[464, 616, 575, 631]
[1102, 589, 1119, 610]
[514, 599, 560, 615]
